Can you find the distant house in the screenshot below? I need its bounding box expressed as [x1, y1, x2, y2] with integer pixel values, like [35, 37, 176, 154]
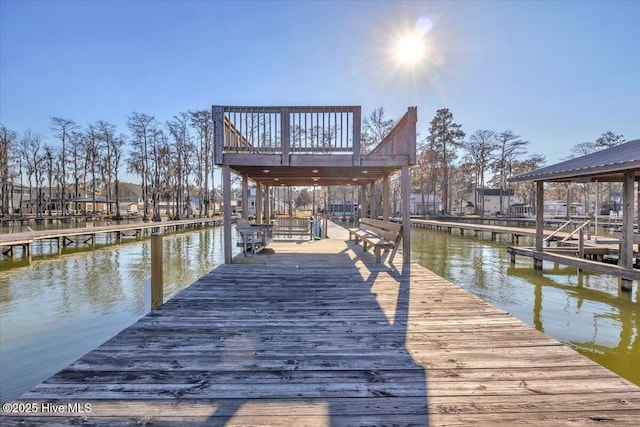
[409, 193, 440, 216]
[328, 199, 358, 217]
[118, 182, 144, 205]
[475, 188, 522, 215]
[237, 186, 288, 217]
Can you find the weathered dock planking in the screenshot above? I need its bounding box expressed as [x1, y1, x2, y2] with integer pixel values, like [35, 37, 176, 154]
[0, 217, 222, 260]
[2, 225, 639, 426]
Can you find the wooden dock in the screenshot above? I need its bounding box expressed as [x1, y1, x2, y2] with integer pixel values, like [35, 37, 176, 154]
[411, 218, 639, 285]
[2, 223, 639, 426]
[0, 217, 223, 261]
[411, 218, 577, 244]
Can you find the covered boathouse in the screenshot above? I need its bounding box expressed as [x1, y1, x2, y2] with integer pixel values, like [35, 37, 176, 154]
[509, 138, 640, 291]
[214, 105, 417, 264]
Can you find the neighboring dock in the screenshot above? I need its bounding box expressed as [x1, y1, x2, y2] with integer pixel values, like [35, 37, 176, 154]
[0, 217, 222, 261]
[410, 218, 640, 285]
[2, 222, 639, 426]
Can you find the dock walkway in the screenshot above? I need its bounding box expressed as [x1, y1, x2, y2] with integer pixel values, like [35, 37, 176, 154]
[0, 217, 223, 260]
[2, 222, 639, 426]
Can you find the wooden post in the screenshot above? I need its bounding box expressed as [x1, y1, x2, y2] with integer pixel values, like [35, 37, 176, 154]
[534, 180, 544, 270]
[256, 180, 263, 222]
[382, 174, 390, 221]
[223, 165, 232, 264]
[579, 227, 585, 262]
[281, 108, 290, 166]
[402, 166, 411, 265]
[352, 107, 361, 166]
[369, 182, 375, 219]
[264, 184, 271, 222]
[620, 171, 634, 292]
[242, 174, 249, 220]
[151, 232, 163, 310]
[213, 106, 224, 165]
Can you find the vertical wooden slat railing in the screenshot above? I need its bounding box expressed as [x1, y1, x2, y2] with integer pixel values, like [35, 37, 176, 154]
[213, 106, 362, 164]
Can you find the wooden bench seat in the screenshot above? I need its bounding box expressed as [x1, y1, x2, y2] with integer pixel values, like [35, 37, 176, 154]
[348, 218, 402, 263]
[236, 218, 273, 256]
[273, 217, 312, 239]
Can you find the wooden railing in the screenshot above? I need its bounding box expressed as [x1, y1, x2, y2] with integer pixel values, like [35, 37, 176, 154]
[214, 106, 362, 163]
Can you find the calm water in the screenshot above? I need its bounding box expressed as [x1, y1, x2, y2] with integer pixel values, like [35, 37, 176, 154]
[0, 225, 240, 402]
[1, 224, 638, 402]
[410, 227, 639, 386]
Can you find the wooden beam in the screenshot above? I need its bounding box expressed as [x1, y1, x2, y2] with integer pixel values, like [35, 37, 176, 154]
[402, 166, 411, 265]
[213, 106, 224, 165]
[223, 165, 232, 264]
[352, 106, 361, 166]
[256, 181, 263, 223]
[242, 174, 249, 220]
[281, 108, 290, 166]
[535, 181, 544, 270]
[264, 185, 271, 222]
[382, 174, 390, 221]
[369, 182, 375, 219]
[620, 171, 634, 291]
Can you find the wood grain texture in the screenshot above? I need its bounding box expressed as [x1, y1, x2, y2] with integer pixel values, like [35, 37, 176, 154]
[3, 232, 639, 426]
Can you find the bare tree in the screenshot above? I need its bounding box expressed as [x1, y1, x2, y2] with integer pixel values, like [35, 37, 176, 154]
[491, 130, 528, 214]
[110, 134, 126, 220]
[85, 124, 103, 214]
[50, 117, 76, 216]
[1, 125, 18, 216]
[127, 112, 156, 221]
[511, 154, 546, 214]
[464, 130, 498, 215]
[362, 107, 396, 154]
[98, 121, 117, 215]
[68, 130, 85, 214]
[20, 130, 45, 216]
[190, 110, 213, 216]
[595, 131, 625, 148]
[43, 143, 56, 216]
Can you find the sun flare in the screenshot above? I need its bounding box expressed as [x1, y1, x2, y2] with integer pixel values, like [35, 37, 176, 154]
[395, 33, 426, 65]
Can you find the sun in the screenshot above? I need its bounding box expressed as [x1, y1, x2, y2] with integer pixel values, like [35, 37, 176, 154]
[395, 33, 426, 65]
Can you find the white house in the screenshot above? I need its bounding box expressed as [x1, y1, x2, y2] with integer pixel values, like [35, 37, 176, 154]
[475, 188, 522, 215]
[409, 193, 440, 216]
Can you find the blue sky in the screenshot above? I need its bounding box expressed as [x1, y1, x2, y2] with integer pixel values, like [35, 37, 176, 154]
[1, 0, 639, 169]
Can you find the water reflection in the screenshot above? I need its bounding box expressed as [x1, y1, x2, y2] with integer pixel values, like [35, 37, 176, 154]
[411, 227, 639, 386]
[0, 226, 239, 402]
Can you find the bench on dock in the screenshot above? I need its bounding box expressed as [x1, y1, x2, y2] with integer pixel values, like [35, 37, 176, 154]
[273, 217, 312, 239]
[348, 218, 402, 263]
[236, 218, 273, 256]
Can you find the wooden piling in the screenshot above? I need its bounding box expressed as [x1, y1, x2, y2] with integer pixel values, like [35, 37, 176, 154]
[151, 232, 163, 309]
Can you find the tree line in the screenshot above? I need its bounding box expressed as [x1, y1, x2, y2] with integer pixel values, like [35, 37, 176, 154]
[0, 106, 625, 220]
[1, 110, 216, 220]
[361, 107, 625, 217]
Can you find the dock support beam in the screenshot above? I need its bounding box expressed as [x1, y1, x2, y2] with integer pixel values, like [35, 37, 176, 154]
[620, 171, 634, 292]
[242, 174, 249, 220]
[382, 174, 390, 221]
[150, 232, 163, 310]
[402, 166, 411, 265]
[223, 165, 232, 264]
[534, 180, 544, 270]
[256, 181, 263, 223]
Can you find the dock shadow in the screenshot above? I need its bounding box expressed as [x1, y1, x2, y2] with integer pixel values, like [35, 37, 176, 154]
[11, 243, 428, 426]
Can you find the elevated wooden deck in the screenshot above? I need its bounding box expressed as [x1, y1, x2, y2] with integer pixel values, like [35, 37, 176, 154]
[2, 223, 639, 425]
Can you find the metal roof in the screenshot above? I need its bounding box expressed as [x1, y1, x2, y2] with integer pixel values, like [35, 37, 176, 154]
[509, 139, 640, 182]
